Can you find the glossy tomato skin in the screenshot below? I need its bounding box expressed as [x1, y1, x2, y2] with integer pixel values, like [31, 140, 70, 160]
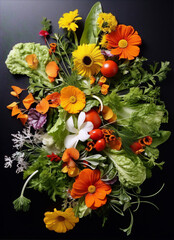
[101, 60, 118, 78]
[85, 109, 101, 129]
[89, 129, 103, 141]
[95, 138, 106, 152]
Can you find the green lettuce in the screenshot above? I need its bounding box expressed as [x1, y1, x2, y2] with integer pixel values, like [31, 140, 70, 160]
[104, 149, 146, 188]
[5, 42, 53, 96]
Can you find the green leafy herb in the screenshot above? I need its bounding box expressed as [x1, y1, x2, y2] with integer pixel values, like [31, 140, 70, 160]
[41, 17, 52, 32]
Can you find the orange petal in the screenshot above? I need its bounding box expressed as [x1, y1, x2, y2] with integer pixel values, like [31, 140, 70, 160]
[68, 167, 80, 177]
[45, 61, 59, 78]
[102, 106, 114, 120]
[10, 91, 19, 98]
[62, 148, 79, 162]
[11, 105, 21, 116]
[108, 113, 117, 123]
[109, 137, 122, 150]
[23, 93, 35, 109]
[45, 92, 60, 108]
[48, 76, 55, 83]
[36, 98, 49, 114]
[85, 193, 95, 208]
[17, 113, 28, 125]
[11, 86, 23, 95]
[7, 102, 18, 110]
[25, 54, 39, 69]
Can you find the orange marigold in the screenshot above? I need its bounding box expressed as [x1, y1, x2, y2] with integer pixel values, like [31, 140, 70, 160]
[71, 169, 111, 209]
[60, 86, 86, 114]
[106, 24, 142, 60]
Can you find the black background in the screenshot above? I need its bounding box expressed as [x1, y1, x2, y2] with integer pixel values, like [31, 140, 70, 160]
[0, 0, 174, 239]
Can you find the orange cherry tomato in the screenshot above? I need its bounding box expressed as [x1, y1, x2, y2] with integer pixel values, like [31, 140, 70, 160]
[101, 60, 118, 78]
[85, 109, 101, 129]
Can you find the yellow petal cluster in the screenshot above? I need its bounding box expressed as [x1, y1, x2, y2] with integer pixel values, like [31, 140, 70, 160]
[97, 12, 118, 33]
[72, 44, 105, 78]
[58, 9, 82, 31]
[44, 208, 79, 233]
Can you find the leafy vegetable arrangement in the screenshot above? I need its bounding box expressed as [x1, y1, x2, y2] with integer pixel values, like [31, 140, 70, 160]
[5, 2, 171, 235]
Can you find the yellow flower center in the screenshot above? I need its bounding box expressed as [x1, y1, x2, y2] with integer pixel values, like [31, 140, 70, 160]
[57, 216, 65, 222]
[69, 96, 77, 103]
[118, 39, 128, 48]
[88, 185, 96, 194]
[83, 56, 93, 67]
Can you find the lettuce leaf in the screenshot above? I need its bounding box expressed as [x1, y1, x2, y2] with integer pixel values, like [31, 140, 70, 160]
[5, 42, 53, 96]
[104, 149, 146, 188]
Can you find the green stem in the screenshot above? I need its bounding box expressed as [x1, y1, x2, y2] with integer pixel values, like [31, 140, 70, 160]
[21, 170, 39, 197]
[73, 31, 78, 47]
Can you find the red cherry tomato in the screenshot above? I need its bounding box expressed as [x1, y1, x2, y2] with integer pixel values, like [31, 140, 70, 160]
[95, 138, 106, 152]
[101, 60, 118, 78]
[130, 142, 142, 153]
[85, 109, 101, 129]
[89, 129, 103, 141]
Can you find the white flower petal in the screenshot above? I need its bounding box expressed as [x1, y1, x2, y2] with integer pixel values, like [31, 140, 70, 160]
[78, 112, 86, 130]
[66, 116, 78, 133]
[81, 121, 94, 132]
[64, 134, 79, 148]
[78, 129, 90, 142]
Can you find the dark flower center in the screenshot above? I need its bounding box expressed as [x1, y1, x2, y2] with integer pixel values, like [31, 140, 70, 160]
[57, 216, 65, 222]
[83, 56, 92, 66]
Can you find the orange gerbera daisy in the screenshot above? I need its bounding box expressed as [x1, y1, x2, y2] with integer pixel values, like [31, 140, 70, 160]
[60, 86, 86, 114]
[106, 24, 142, 60]
[71, 169, 111, 209]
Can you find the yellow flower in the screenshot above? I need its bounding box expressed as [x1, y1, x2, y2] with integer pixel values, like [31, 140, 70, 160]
[101, 84, 109, 95]
[25, 54, 39, 69]
[99, 34, 108, 48]
[90, 76, 96, 84]
[97, 12, 118, 33]
[72, 44, 105, 78]
[44, 208, 79, 233]
[60, 86, 86, 114]
[58, 9, 82, 31]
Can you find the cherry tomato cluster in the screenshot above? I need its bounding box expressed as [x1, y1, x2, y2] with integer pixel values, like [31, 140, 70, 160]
[89, 129, 106, 152]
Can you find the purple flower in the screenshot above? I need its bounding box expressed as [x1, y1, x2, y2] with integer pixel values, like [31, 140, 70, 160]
[28, 108, 47, 130]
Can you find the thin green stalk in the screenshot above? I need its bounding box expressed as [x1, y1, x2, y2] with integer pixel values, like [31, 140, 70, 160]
[21, 170, 39, 196]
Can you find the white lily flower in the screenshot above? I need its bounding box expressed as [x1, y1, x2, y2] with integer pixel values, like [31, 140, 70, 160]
[64, 112, 94, 149]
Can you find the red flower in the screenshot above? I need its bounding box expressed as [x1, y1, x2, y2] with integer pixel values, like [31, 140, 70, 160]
[39, 30, 49, 37]
[47, 152, 61, 162]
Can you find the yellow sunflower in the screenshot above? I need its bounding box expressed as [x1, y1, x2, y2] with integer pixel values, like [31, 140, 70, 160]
[58, 9, 82, 31]
[60, 86, 86, 114]
[44, 208, 79, 233]
[72, 44, 105, 78]
[97, 12, 118, 33]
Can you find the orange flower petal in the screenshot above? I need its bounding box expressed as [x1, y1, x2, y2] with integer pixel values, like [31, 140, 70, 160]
[36, 98, 49, 114]
[17, 113, 28, 125]
[11, 86, 23, 95]
[23, 93, 35, 109]
[85, 193, 95, 208]
[102, 106, 114, 120]
[45, 92, 60, 108]
[10, 91, 19, 98]
[109, 137, 122, 150]
[11, 105, 21, 116]
[48, 76, 55, 83]
[45, 61, 59, 78]
[25, 54, 39, 69]
[7, 102, 18, 110]
[68, 167, 80, 177]
[108, 113, 117, 123]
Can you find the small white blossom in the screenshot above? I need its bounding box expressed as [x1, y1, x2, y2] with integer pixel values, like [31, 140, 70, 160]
[64, 112, 93, 148]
